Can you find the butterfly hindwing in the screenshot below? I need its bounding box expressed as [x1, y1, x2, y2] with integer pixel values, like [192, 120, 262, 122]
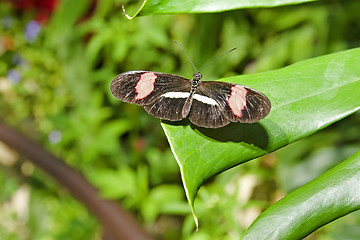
[144, 97, 187, 121]
[188, 98, 231, 128]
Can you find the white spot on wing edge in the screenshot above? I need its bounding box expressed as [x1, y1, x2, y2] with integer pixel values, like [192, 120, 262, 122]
[160, 122, 199, 231]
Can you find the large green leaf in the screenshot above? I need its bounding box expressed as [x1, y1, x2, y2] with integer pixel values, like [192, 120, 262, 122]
[123, 0, 317, 18]
[241, 149, 360, 240]
[161, 48, 360, 226]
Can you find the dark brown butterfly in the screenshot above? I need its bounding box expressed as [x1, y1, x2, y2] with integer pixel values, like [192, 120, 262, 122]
[110, 70, 271, 128]
[110, 42, 271, 128]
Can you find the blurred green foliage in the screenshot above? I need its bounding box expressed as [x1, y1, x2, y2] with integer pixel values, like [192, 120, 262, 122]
[0, 0, 359, 239]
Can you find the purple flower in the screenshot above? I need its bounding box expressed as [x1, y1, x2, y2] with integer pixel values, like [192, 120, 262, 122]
[25, 20, 41, 43]
[48, 130, 62, 144]
[7, 69, 21, 84]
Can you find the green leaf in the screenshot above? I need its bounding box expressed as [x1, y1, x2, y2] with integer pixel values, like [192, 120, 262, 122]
[241, 149, 360, 240]
[124, 0, 317, 18]
[161, 48, 360, 227]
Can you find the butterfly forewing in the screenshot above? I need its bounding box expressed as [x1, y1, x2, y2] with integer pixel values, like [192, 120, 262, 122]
[111, 71, 192, 121]
[237, 87, 271, 123]
[197, 81, 271, 125]
[110, 71, 191, 106]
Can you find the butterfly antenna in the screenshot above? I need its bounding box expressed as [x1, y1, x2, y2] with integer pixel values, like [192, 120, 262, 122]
[173, 40, 199, 72]
[199, 47, 237, 72]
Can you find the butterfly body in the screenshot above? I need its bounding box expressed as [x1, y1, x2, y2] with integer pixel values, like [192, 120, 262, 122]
[110, 71, 271, 128]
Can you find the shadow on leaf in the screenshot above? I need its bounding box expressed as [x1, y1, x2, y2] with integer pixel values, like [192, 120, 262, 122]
[162, 119, 270, 149]
[193, 122, 270, 149]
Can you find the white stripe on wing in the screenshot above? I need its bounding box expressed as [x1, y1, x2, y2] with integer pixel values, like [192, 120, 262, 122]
[161, 92, 219, 106]
[161, 92, 190, 98]
[193, 94, 218, 106]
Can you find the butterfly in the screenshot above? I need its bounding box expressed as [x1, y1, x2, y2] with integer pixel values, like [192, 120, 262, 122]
[110, 42, 271, 128]
[110, 70, 271, 128]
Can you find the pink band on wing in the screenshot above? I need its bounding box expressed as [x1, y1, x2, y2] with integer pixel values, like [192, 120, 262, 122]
[135, 72, 157, 100]
[228, 85, 247, 117]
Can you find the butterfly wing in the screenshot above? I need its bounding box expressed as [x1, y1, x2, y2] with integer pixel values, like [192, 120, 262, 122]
[110, 71, 192, 121]
[111, 71, 271, 127]
[188, 81, 271, 128]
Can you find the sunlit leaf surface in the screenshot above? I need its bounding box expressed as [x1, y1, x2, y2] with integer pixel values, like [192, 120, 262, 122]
[140, 0, 317, 15]
[161, 48, 360, 225]
[123, 0, 317, 18]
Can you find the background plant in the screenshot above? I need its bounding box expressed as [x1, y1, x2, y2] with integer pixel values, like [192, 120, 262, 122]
[0, 0, 359, 239]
